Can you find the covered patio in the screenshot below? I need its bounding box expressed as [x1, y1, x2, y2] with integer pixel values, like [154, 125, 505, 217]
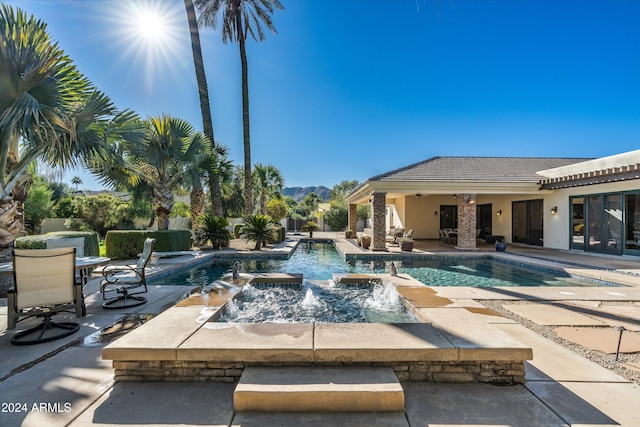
[345, 156, 585, 252]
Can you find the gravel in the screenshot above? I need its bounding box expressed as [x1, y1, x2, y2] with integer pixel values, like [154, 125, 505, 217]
[480, 299, 640, 385]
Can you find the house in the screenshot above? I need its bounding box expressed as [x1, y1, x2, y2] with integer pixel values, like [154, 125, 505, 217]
[345, 150, 640, 256]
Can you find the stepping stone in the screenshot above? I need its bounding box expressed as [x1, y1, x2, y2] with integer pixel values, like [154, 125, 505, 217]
[554, 326, 640, 354]
[234, 366, 404, 412]
[332, 273, 382, 284]
[502, 303, 606, 326]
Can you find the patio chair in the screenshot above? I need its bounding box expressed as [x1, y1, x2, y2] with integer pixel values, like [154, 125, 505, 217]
[8, 248, 83, 345]
[47, 237, 86, 285]
[100, 238, 156, 309]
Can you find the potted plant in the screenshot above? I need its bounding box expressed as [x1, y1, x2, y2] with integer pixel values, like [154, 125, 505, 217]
[301, 221, 319, 238]
[495, 239, 507, 252]
[358, 234, 371, 249]
[345, 229, 355, 238]
[399, 236, 414, 252]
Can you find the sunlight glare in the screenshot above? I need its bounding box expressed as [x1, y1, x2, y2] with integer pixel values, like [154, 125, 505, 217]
[108, 0, 188, 91]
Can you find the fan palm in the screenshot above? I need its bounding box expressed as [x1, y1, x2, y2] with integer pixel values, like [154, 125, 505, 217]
[194, 0, 284, 216]
[192, 213, 232, 249]
[91, 115, 211, 230]
[0, 6, 138, 248]
[240, 213, 279, 250]
[252, 163, 283, 215]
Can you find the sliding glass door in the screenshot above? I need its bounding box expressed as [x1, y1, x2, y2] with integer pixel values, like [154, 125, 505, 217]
[512, 199, 543, 246]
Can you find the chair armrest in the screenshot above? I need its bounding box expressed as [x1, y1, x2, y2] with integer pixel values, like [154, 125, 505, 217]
[102, 264, 137, 283]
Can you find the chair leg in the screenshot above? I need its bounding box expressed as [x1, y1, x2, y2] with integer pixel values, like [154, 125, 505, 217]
[11, 314, 80, 346]
[102, 286, 147, 309]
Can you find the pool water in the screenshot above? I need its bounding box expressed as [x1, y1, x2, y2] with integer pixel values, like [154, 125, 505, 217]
[151, 242, 598, 288]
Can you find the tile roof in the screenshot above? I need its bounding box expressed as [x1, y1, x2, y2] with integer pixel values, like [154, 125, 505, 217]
[369, 156, 592, 183]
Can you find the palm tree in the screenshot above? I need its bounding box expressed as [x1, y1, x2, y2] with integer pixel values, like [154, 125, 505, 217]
[71, 176, 82, 192]
[252, 163, 284, 214]
[0, 6, 138, 249]
[194, 0, 284, 216]
[183, 0, 224, 216]
[240, 213, 278, 250]
[91, 115, 211, 230]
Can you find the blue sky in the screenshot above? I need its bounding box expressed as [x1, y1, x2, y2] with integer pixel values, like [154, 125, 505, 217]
[5, 0, 640, 190]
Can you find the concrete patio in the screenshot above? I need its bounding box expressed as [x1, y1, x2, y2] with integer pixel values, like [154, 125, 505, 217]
[2, 234, 640, 426]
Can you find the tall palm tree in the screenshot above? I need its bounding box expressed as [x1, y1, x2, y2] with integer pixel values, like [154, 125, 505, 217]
[71, 176, 82, 191]
[183, 0, 224, 216]
[0, 6, 137, 248]
[194, 0, 284, 216]
[252, 163, 283, 215]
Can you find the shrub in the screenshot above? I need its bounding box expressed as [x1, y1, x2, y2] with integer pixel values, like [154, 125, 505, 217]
[324, 205, 348, 231]
[74, 193, 136, 237]
[105, 230, 191, 259]
[15, 231, 100, 256]
[240, 214, 279, 250]
[301, 221, 319, 237]
[192, 214, 233, 249]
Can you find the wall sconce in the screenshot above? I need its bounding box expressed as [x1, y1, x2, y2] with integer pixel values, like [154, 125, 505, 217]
[415, 194, 422, 199]
[434, 211, 438, 217]
[551, 206, 558, 215]
[468, 199, 476, 205]
[452, 194, 457, 199]
[496, 210, 502, 216]
[368, 197, 373, 203]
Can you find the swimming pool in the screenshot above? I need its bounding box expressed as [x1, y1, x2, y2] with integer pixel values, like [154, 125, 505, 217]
[151, 242, 602, 288]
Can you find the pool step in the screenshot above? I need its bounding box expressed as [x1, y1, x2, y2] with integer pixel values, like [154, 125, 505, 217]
[234, 366, 404, 412]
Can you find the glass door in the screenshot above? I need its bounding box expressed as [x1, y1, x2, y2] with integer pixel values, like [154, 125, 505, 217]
[512, 201, 527, 244]
[625, 192, 640, 253]
[586, 195, 602, 252]
[570, 197, 585, 250]
[439, 205, 457, 230]
[604, 194, 622, 255]
[511, 200, 543, 246]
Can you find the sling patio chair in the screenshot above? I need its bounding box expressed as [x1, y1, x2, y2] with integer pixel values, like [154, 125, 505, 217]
[100, 238, 156, 309]
[8, 248, 83, 345]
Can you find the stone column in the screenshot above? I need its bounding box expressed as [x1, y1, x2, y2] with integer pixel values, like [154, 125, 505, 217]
[348, 204, 357, 235]
[456, 193, 478, 251]
[371, 192, 387, 251]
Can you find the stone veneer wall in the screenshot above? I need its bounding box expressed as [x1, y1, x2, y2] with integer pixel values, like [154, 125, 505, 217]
[348, 204, 357, 233]
[456, 193, 478, 250]
[371, 192, 387, 251]
[112, 360, 526, 384]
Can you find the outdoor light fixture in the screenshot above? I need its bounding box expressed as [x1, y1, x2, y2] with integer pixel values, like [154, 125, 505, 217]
[551, 206, 558, 215]
[497, 210, 502, 216]
[434, 211, 438, 217]
[415, 194, 422, 199]
[452, 194, 458, 199]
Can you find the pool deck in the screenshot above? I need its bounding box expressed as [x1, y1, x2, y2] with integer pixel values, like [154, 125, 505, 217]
[2, 232, 640, 426]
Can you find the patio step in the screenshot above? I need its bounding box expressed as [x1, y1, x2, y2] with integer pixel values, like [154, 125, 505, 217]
[234, 366, 404, 412]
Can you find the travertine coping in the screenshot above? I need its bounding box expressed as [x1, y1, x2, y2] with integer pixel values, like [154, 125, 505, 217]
[179, 323, 314, 362]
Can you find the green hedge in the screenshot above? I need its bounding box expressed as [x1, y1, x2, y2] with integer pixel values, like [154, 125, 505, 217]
[105, 230, 192, 260]
[15, 231, 100, 256]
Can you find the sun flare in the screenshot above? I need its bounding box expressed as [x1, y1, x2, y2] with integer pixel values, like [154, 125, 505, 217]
[108, 0, 187, 90]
